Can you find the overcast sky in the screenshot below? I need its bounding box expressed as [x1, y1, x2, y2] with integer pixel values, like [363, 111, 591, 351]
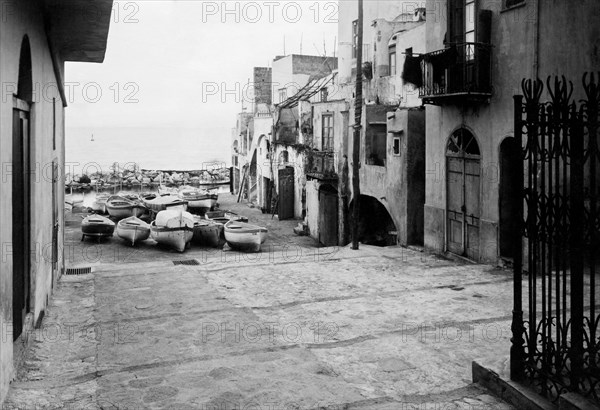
[65, 1, 339, 134]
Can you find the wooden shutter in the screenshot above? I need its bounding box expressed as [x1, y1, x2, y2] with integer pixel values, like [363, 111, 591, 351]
[447, 0, 465, 44]
[476, 9, 492, 92]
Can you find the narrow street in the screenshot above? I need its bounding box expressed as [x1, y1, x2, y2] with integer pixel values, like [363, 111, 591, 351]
[4, 196, 514, 409]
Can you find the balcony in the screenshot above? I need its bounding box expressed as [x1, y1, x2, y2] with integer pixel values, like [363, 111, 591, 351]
[419, 42, 492, 105]
[306, 151, 337, 181]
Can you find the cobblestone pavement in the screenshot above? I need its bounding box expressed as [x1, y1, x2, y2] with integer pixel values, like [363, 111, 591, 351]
[4, 197, 515, 409]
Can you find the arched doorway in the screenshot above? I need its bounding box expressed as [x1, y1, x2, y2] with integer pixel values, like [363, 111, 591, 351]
[350, 195, 397, 246]
[499, 137, 519, 259]
[446, 128, 481, 259]
[13, 35, 33, 340]
[318, 184, 338, 246]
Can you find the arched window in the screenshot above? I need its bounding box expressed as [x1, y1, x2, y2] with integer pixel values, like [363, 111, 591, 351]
[17, 36, 32, 102]
[446, 127, 480, 157]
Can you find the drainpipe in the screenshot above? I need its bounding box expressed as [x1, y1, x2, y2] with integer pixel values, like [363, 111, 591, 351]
[532, 0, 540, 80]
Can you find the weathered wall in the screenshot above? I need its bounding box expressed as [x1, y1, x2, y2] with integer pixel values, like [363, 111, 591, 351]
[370, 21, 425, 107]
[344, 104, 425, 247]
[253, 67, 272, 107]
[305, 180, 320, 239]
[423, 0, 600, 262]
[272, 56, 301, 104]
[406, 109, 426, 245]
[0, 0, 66, 402]
[338, 0, 423, 85]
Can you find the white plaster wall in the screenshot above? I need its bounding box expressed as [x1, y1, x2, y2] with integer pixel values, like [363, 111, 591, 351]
[338, 0, 420, 84]
[0, 0, 66, 402]
[305, 180, 320, 240]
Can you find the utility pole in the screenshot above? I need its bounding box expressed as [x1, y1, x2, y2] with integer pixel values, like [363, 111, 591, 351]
[351, 0, 363, 250]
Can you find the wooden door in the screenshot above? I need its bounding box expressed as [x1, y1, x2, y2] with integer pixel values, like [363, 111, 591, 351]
[52, 160, 59, 281]
[464, 158, 481, 259]
[446, 157, 465, 255]
[12, 105, 31, 340]
[319, 186, 338, 246]
[446, 129, 480, 259]
[262, 177, 271, 212]
[278, 167, 294, 220]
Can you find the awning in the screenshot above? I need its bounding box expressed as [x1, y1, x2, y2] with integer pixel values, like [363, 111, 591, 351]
[43, 0, 114, 63]
[276, 72, 337, 109]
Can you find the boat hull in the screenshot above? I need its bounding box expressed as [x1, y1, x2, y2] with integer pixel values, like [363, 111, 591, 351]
[91, 194, 110, 214]
[106, 195, 146, 220]
[179, 190, 218, 214]
[82, 215, 115, 240]
[141, 194, 188, 213]
[224, 221, 268, 252]
[106, 205, 145, 219]
[187, 197, 218, 213]
[151, 223, 193, 253]
[117, 216, 151, 246]
[193, 219, 225, 248]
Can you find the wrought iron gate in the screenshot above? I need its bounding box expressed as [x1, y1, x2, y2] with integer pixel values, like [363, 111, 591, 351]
[511, 73, 600, 403]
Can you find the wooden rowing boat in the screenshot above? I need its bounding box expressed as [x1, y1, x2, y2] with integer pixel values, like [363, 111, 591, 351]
[205, 210, 248, 224]
[150, 210, 194, 252]
[91, 193, 110, 214]
[116, 216, 151, 246]
[223, 220, 267, 252]
[81, 214, 115, 241]
[178, 187, 218, 214]
[140, 193, 188, 213]
[192, 217, 225, 248]
[106, 195, 146, 220]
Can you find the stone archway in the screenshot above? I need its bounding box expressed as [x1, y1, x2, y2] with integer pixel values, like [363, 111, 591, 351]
[349, 195, 397, 246]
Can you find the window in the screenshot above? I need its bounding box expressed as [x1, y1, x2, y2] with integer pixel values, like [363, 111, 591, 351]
[465, 0, 476, 60]
[320, 88, 328, 102]
[366, 124, 387, 166]
[279, 88, 287, 103]
[322, 114, 333, 151]
[393, 135, 401, 156]
[389, 44, 397, 76]
[352, 20, 358, 58]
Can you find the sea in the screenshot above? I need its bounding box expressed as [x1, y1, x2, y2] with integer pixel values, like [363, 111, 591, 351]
[66, 126, 232, 208]
[66, 126, 231, 176]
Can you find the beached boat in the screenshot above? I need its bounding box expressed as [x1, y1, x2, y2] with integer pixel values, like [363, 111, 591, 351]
[81, 214, 115, 241]
[116, 192, 142, 202]
[140, 193, 188, 213]
[91, 193, 110, 214]
[65, 194, 83, 211]
[192, 217, 225, 248]
[178, 187, 218, 214]
[150, 210, 194, 252]
[116, 216, 151, 246]
[224, 220, 267, 252]
[205, 209, 248, 222]
[157, 185, 178, 196]
[105, 195, 146, 220]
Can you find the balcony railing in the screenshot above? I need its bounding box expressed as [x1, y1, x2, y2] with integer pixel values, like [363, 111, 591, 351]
[419, 42, 492, 105]
[306, 150, 337, 180]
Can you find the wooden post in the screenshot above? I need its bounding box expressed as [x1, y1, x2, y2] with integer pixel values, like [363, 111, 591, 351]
[351, 0, 363, 250]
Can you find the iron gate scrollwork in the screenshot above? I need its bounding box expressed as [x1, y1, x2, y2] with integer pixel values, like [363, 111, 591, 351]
[511, 73, 600, 403]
